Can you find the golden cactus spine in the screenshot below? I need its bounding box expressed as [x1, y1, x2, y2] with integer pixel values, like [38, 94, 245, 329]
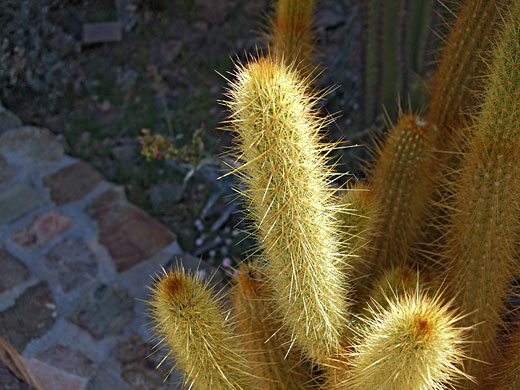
[148, 266, 253, 390]
[268, 0, 316, 74]
[332, 292, 466, 390]
[230, 263, 314, 390]
[225, 56, 350, 363]
[366, 114, 437, 270]
[439, 2, 520, 387]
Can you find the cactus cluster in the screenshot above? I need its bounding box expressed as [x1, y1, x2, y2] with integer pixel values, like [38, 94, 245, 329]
[147, 1, 520, 389]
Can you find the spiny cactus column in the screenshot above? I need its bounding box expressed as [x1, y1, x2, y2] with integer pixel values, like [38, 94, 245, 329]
[363, 0, 436, 125]
[331, 292, 466, 390]
[148, 267, 254, 390]
[426, 0, 507, 151]
[366, 114, 437, 270]
[484, 323, 520, 389]
[440, 3, 520, 387]
[268, 0, 316, 75]
[225, 56, 350, 363]
[230, 263, 314, 390]
[337, 182, 380, 309]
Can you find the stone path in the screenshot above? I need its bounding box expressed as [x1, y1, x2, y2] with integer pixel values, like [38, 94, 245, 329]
[0, 105, 221, 389]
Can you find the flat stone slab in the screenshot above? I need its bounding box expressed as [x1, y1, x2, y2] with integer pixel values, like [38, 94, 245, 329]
[35, 346, 97, 378]
[0, 127, 63, 162]
[26, 358, 89, 390]
[44, 237, 98, 293]
[13, 211, 75, 249]
[113, 335, 173, 389]
[0, 182, 45, 225]
[44, 162, 102, 205]
[0, 248, 31, 293]
[0, 282, 56, 352]
[87, 190, 176, 272]
[0, 154, 16, 185]
[66, 284, 134, 340]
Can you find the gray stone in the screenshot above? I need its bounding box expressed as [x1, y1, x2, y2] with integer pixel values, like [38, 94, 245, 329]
[35, 346, 97, 378]
[0, 154, 16, 185]
[0, 248, 31, 293]
[44, 237, 98, 293]
[67, 284, 134, 339]
[0, 282, 56, 352]
[0, 109, 22, 134]
[0, 127, 64, 162]
[113, 335, 174, 389]
[87, 366, 131, 390]
[0, 182, 45, 225]
[43, 162, 103, 205]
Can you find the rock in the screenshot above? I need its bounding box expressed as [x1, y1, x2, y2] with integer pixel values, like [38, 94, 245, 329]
[12, 211, 75, 249]
[148, 183, 182, 209]
[0, 282, 56, 352]
[43, 237, 98, 293]
[0, 127, 64, 162]
[0, 182, 45, 225]
[0, 362, 33, 390]
[25, 358, 89, 390]
[113, 335, 173, 389]
[0, 248, 31, 293]
[86, 190, 176, 272]
[66, 284, 134, 339]
[86, 366, 131, 390]
[111, 139, 136, 162]
[35, 346, 97, 378]
[43, 162, 103, 205]
[0, 108, 22, 134]
[0, 154, 16, 185]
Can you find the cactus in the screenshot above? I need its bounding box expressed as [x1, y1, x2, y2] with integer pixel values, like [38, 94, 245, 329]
[224, 56, 350, 363]
[366, 113, 437, 270]
[337, 182, 380, 309]
[339, 292, 467, 390]
[362, 0, 437, 125]
[484, 321, 520, 389]
[147, 265, 254, 390]
[145, 1, 520, 389]
[436, 2, 520, 387]
[426, 0, 507, 151]
[266, 0, 316, 75]
[230, 262, 314, 389]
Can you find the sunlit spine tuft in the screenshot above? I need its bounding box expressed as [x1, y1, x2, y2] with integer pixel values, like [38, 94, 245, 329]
[230, 262, 314, 390]
[366, 114, 437, 270]
[334, 292, 467, 390]
[225, 56, 350, 363]
[148, 266, 253, 390]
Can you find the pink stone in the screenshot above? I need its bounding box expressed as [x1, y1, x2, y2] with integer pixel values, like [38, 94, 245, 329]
[25, 358, 88, 390]
[86, 190, 175, 272]
[13, 211, 74, 249]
